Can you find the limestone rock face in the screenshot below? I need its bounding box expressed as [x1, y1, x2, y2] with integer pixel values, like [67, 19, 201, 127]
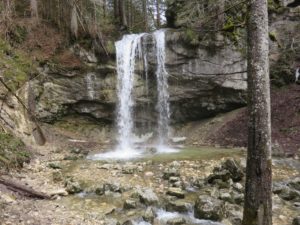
[32, 30, 247, 125]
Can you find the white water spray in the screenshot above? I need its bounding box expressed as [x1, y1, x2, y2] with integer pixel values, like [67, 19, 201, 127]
[91, 30, 176, 160]
[154, 30, 172, 152]
[94, 34, 145, 160]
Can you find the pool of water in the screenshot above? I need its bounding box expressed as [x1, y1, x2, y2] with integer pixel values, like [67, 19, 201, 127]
[87, 146, 245, 163]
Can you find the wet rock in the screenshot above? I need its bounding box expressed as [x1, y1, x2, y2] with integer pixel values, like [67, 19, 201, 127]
[169, 176, 181, 183]
[103, 218, 120, 225]
[124, 199, 137, 209]
[134, 188, 159, 206]
[222, 159, 244, 182]
[232, 183, 243, 192]
[294, 202, 300, 208]
[273, 182, 286, 194]
[293, 216, 300, 225]
[70, 148, 82, 154]
[194, 195, 225, 221]
[122, 220, 134, 225]
[213, 179, 231, 189]
[206, 171, 231, 184]
[277, 186, 300, 201]
[166, 217, 186, 225]
[223, 203, 243, 225]
[143, 207, 155, 223]
[219, 192, 233, 203]
[65, 178, 83, 194]
[103, 182, 122, 193]
[166, 200, 191, 213]
[193, 179, 205, 188]
[227, 209, 243, 225]
[288, 178, 300, 191]
[166, 188, 185, 198]
[95, 185, 105, 195]
[208, 159, 244, 184]
[232, 192, 244, 205]
[163, 168, 180, 180]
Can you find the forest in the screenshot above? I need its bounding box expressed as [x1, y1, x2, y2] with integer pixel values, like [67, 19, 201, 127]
[0, 0, 299, 225]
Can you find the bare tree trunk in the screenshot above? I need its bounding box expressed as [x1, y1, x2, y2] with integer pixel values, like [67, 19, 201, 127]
[103, 0, 107, 19]
[70, 1, 78, 38]
[156, 0, 161, 28]
[242, 0, 272, 225]
[30, 0, 38, 19]
[119, 0, 128, 29]
[114, 0, 119, 21]
[142, 0, 148, 31]
[216, 0, 224, 29]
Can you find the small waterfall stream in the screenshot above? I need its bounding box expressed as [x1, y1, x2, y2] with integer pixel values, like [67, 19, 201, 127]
[92, 30, 176, 160]
[115, 34, 145, 156]
[154, 30, 170, 147]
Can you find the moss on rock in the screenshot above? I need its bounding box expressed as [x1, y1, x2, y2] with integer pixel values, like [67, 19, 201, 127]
[0, 38, 37, 91]
[0, 132, 30, 170]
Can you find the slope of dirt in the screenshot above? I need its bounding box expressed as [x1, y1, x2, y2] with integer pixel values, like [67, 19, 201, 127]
[210, 84, 300, 156]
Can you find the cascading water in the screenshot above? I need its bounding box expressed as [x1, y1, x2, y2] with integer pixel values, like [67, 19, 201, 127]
[116, 34, 144, 153]
[154, 30, 170, 148]
[91, 30, 176, 160]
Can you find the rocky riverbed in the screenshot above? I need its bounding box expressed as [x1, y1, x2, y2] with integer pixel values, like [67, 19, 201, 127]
[0, 146, 299, 225]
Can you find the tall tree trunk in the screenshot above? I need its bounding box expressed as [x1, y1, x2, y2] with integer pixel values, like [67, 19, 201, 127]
[156, 0, 161, 28]
[30, 0, 38, 19]
[119, 0, 128, 29]
[70, 1, 78, 38]
[114, 0, 119, 21]
[103, 0, 107, 18]
[142, 0, 148, 31]
[242, 0, 272, 225]
[216, 0, 224, 29]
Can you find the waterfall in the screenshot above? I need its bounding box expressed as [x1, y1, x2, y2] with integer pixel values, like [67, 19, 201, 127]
[154, 30, 170, 146]
[91, 30, 175, 160]
[115, 33, 145, 155]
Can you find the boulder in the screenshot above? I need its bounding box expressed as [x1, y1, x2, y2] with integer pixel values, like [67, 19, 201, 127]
[166, 200, 191, 213]
[166, 217, 186, 225]
[124, 199, 137, 210]
[194, 195, 225, 221]
[134, 188, 159, 206]
[293, 216, 300, 225]
[288, 177, 300, 191]
[143, 207, 156, 223]
[163, 168, 180, 180]
[65, 178, 82, 194]
[221, 159, 244, 182]
[219, 192, 233, 203]
[166, 188, 185, 199]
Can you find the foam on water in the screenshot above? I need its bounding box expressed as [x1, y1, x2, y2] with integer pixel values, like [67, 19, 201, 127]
[90, 148, 144, 160]
[156, 145, 179, 154]
[155, 209, 224, 225]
